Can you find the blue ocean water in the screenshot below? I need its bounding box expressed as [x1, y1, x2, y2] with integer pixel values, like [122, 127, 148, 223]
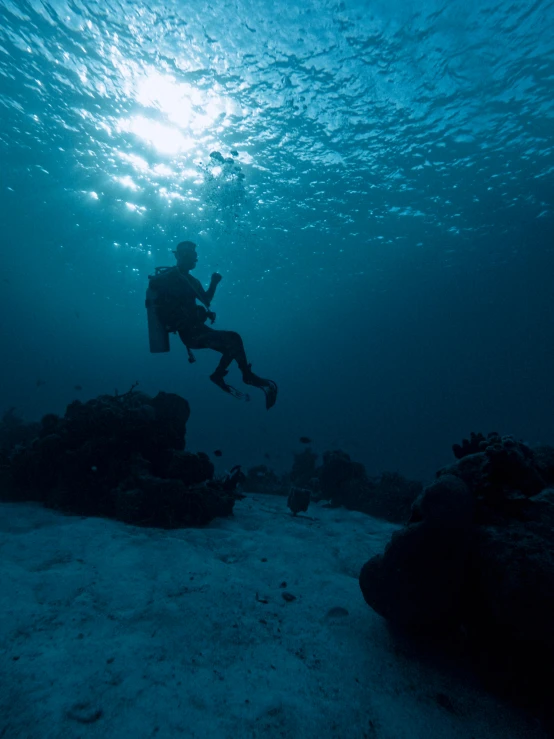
[0, 0, 553, 481]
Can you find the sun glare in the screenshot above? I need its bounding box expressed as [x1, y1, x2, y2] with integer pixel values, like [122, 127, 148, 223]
[115, 71, 230, 156]
[118, 116, 195, 155]
[111, 66, 239, 197]
[135, 71, 226, 134]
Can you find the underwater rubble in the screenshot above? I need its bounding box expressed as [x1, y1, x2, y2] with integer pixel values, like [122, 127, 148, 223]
[359, 431, 554, 724]
[0, 387, 244, 527]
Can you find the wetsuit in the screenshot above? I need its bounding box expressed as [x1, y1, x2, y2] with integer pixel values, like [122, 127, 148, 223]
[151, 266, 277, 407]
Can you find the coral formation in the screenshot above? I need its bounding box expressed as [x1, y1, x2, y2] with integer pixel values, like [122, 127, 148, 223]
[439, 432, 548, 518]
[317, 451, 422, 523]
[0, 407, 39, 455]
[452, 431, 489, 459]
[1, 388, 243, 527]
[241, 465, 288, 495]
[241, 449, 421, 523]
[290, 447, 318, 488]
[287, 486, 311, 516]
[359, 431, 554, 723]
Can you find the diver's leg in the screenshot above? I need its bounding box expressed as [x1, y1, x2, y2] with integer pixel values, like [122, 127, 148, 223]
[181, 328, 250, 400]
[209, 331, 278, 409]
[216, 333, 278, 408]
[242, 366, 278, 409]
[241, 361, 278, 410]
[182, 328, 277, 408]
[214, 331, 248, 374]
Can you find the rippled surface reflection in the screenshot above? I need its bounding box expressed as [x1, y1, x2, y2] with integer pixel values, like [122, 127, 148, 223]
[1, 0, 553, 267]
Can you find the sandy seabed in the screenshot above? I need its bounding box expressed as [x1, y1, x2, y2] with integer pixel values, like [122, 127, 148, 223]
[0, 494, 547, 739]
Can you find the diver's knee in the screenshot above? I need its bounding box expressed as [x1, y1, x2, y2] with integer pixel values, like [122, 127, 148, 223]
[227, 331, 244, 349]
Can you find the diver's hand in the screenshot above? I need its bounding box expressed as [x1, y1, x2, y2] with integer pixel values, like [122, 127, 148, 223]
[211, 272, 222, 285]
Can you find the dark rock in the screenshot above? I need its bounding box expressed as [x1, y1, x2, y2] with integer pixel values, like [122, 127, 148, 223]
[360, 477, 474, 626]
[0, 407, 39, 454]
[40, 413, 62, 437]
[483, 435, 545, 498]
[410, 475, 474, 526]
[452, 431, 488, 459]
[437, 452, 488, 495]
[318, 450, 364, 504]
[66, 702, 103, 724]
[221, 465, 245, 492]
[115, 475, 243, 528]
[438, 434, 548, 515]
[149, 391, 190, 447]
[358, 472, 422, 524]
[10, 433, 65, 497]
[531, 488, 554, 526]
[242, 465, 287, 495]
[532, 445, 554, 487]
[2, 389, 236, 528]
[326, 606, 349, 618]
[317, 450, 421, 523]
[359, 521, 473, 627]
[361, 431, 554, 725]
[290, 448, 318, 488]
[466, 521, 554, 650]
[166, 451, 214, 486]
[287, 486, 310, 515]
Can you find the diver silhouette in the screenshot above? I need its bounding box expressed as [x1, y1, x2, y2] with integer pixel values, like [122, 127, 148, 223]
[146, 240, 278, 409]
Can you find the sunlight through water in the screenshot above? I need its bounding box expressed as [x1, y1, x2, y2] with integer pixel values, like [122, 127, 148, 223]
[0, 0, 553, 272]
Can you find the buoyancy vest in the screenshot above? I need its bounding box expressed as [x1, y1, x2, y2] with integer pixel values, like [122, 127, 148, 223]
[148, 266, 208, 333]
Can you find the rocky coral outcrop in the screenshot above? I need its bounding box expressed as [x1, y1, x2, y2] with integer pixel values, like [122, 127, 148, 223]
[359, 432, 554, 722]
[242, 465, 288, 495]
[2, 388, 243, 527]
[360, 475, 474, 626]
[317, 451, 422, 523]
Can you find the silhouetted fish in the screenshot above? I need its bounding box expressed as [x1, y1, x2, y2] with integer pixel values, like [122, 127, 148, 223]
[264, 453, 271, 459]
[36, 379, 46, 387]
[213, 449, 223, 457]
[74, 385, 82, 391]
[299, 436, 312, 444]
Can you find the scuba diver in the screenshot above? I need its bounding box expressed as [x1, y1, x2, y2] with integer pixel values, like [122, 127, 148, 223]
[146, 240, 278, 409]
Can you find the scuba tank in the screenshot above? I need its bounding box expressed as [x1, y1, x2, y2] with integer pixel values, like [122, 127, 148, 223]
[145, 267, 171, 353]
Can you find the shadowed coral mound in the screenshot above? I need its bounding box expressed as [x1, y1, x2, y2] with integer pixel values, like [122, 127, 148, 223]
[242, 448, 422, 523]
[1, 388, 243, 527]
[317, 450, 422, 523]
[359, 431, 554, 723]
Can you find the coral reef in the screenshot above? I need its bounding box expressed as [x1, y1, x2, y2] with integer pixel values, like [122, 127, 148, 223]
[0, 407, 39, 454]
[438, 432, 548, 518]
[452, 431, 489, 459]
[290, 447, 318, 488]
[2, 388, 243, 527]
[317, 451, 422, 523]
[242, 449, 422, 523]
[241, 465, 288, 496]
[359, 431, 554, 724]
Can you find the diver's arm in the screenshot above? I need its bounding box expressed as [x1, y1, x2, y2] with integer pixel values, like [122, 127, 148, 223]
[184, 273, 222, 307]
[204, 273, 222, 305]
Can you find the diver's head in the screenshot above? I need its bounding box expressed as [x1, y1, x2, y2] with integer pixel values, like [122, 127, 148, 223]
[173, 240, 198, 271]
